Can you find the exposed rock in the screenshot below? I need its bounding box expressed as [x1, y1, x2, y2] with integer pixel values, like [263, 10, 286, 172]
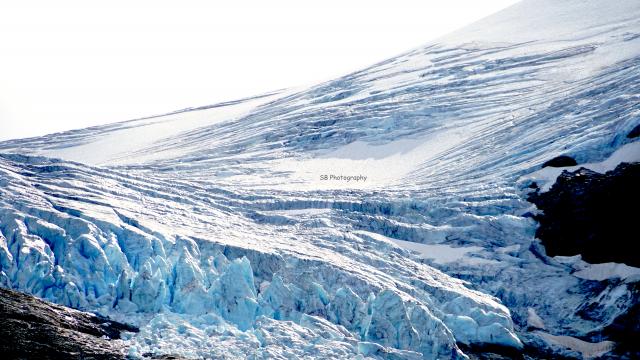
[528, 162, 639, 266]
[601, 283, 640, 359]
[627, 124, 640, 138]
[541, 155, 578, 168]
[0, 287, 137, 360]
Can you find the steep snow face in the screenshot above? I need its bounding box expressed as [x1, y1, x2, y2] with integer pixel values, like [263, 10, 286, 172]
[1, 0, 640, 358]
[3, 1, 639, 184]
[440, 0, 640, 45]
[0, 92, 284, 166]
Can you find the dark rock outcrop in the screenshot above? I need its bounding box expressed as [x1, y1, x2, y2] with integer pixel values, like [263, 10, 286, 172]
[528, 162, 640, 266]
[0, 287, 137, 359]
[541, 155, 578, 168]
[603, 293, 640, 358]
[627, 124, 640, 138]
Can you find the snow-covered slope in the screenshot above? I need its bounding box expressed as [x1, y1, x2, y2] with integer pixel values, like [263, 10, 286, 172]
[1, 0, 639, 358]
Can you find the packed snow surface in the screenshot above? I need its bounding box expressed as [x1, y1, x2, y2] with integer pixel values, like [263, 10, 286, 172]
[573, 263, 640, 282]
[1, 0, 640, 358]
[535, 331, 615, 359]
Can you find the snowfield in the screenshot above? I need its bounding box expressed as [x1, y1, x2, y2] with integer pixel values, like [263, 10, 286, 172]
[1, 0, 639, 358]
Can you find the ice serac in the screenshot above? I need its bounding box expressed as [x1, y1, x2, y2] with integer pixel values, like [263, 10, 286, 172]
[1, 0, 640, 358]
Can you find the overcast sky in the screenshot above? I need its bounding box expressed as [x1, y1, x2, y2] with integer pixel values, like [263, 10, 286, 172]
[0, 0, 518, 141]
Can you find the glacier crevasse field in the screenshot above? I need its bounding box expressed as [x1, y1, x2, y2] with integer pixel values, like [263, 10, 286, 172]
[1, 0, 639, 358]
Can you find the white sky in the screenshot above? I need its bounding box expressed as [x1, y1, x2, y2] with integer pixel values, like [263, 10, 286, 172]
[0, 0, 518, 141]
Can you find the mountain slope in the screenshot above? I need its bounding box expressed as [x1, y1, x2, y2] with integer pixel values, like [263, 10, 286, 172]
[1, 0, 639, 358]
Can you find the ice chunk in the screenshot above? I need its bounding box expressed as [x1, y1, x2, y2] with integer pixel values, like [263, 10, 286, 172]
[258, 274, 298, 321]
[131, 258, 168, 312]
[443, 315, 478, 345]
[364, 289, 419, 351]
[409, 305, 461, 359]
[327, 286, 367, 333]
[210, 257, 258, 331]
[170, 239, 209, 314]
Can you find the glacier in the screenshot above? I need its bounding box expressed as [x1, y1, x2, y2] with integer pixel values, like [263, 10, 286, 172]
[0, 153, 515, 358]
[1, 0, 640, 358]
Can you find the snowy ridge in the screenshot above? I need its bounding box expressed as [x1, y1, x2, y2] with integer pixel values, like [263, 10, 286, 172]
[1, 0, 640, 358]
